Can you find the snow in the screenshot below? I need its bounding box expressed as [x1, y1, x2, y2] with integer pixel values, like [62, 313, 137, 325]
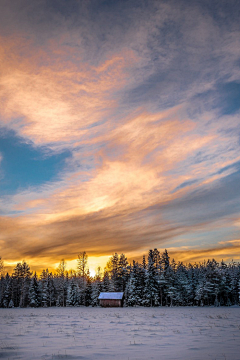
[98, 292, 124, 300]
[0, 307, 240, 360]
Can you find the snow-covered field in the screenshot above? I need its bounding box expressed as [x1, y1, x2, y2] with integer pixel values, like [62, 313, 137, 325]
[0, 307, 240, 360]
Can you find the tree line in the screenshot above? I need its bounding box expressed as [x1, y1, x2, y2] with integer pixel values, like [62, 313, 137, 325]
[0, 249, 240, 308]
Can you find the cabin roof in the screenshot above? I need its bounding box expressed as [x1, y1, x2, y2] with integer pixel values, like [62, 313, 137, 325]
[98, 292, 124, 300]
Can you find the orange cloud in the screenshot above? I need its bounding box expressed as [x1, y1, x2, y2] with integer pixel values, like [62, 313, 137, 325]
[0, 34, 136, 145]
[2, 104, 239, 246]
[168, 240, 240, 264]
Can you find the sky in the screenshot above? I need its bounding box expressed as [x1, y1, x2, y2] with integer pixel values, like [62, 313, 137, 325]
[0, 0, 240, 275]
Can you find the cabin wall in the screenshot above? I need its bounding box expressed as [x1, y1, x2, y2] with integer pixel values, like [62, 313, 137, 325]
[99, 299, 122, 307]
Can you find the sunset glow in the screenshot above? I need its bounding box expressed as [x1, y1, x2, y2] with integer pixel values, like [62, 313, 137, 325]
[0, 0, 240, 273]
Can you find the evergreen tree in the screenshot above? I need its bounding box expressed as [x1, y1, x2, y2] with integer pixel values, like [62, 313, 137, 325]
[66, 278, 79, 306]
[91, 269, 102, 307]
[205, 260, 221, 306]
[108, 253, 119, 291]
[77, 252, 88, 278]
[39, 269, 49, 307]
[2, 274, 12, 308]
[165, 265, 176, 306]
[126, 261, 142, 306]
[175, 263, 192, 305]
[29, 273, 40, 307]
[229, 262, 240, 305]
[102, 270, 112, 292]
[56, 260, 67, 307]
[118, 254, 129, 292]
[85, 277, 92, 306]
[143, 250, 159, 306]
[161, 249, 170, 272]
[12, 262, 23, 307]
[12, 261, 31, 307]
[48, 273, 56, 307]
[195, 266, 207, 306]
[20, 261, 32, 307]
[218, 263, 231, 306]
[158, 272, 166, 306]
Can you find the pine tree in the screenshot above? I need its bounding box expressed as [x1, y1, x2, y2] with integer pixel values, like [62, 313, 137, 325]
[126, 261, 142, 306]
[12, 262, 23, 307]
[205, 259, 221, 306]
[218, 262, 231, 305]
[66, 278, 79, 306]
[2, 274, 12, 308]
[102, 270, 114, 292]
[161, 249, 170, 272]
[29, 273, 40, 307]
[187, 263, 197, 305]
[143, 250, 159, 306]
[91, 273, 101, 307]
[11, 261, 32, 307]
[55, 260, 67, 307]
[20, 261, 32, 307]
[48, 274, 56, 307]
[153, 249, 160, 269]
[77, 252, 88, 278]
[108, 253, 119, 291]
[165, 265, 176, 306]
[118, 254, 129, 292]
[39, 269, 49, 307]
[175, 263, 191, 305]
[85, 277, 92, 306]
[229, 262, 240, 305]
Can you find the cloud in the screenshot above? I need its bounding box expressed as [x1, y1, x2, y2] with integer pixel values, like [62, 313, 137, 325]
[1, 105, 240, 267]
[168, 239, 240, 264]
[0, 34, 137, 146]
[0, 0, 240, 270]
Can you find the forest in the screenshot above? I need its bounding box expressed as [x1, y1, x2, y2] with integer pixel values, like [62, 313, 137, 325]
[0, 249, 240, 308]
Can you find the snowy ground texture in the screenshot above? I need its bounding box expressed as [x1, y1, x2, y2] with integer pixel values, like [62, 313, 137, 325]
[0, 307, 240, 360]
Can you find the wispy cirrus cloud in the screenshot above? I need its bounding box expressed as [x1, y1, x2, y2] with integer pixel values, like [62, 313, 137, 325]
[0, 34, 137, 146]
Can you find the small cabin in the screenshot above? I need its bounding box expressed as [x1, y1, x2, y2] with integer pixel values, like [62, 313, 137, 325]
[98, 292, 124, 307]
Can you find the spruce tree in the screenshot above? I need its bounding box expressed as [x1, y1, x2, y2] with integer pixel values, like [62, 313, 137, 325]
[29, 273, 40, 307]
[2, 275, 12, 308]
[143, 250, 159, 306]
[91, 277, 101, 307]
[126, 261, 142, 306]
[56, 260, 67, 306]
[66, 278, 79, 306]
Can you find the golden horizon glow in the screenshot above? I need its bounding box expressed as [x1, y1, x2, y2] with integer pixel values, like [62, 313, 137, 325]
[3, 239, 240, 276]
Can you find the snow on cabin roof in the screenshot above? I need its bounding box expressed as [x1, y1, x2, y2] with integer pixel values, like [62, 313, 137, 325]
[98, 292, 124, 300]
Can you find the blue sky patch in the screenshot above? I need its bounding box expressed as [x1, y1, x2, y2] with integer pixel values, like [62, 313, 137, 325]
[193, 81, 240, 116]
[219, 82, 240, 115]
[0, 128, 71, 195]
